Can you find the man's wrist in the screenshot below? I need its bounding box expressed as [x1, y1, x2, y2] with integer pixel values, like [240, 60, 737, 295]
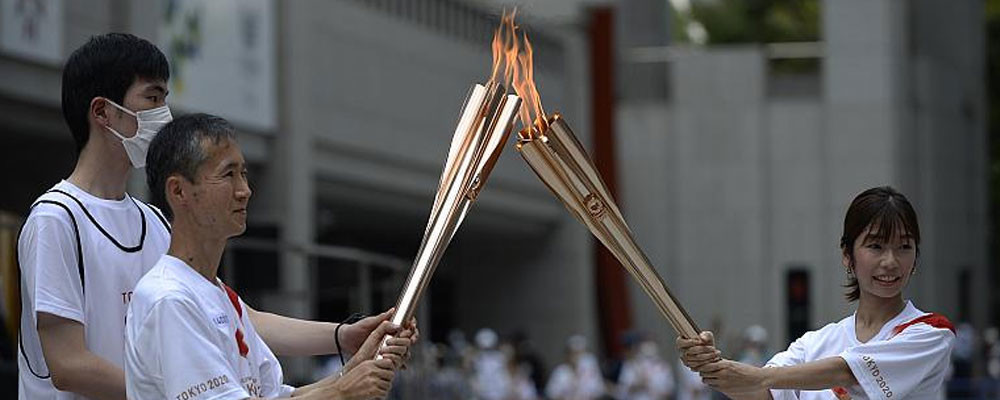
[341, 323, 355, 351]
[757, 365, 777, 390]
[314, 377, 344, 400]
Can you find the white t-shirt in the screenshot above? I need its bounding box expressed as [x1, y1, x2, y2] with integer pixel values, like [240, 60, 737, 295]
[125, 255, 293, 399]
[766, 301, 954, 400]
[18, 180, 171, 399]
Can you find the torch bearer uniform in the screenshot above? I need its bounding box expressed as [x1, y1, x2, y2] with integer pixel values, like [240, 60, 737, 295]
[17, 180, 171, 399]
[124, 255, 293, 399]
[765, 301, 954, 400]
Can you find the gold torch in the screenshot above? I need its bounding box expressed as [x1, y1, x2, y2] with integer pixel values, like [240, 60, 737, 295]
[510, 30, 700, 338]
[380, 13, 523, 348]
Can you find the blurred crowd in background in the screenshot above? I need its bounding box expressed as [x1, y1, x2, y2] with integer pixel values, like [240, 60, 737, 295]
[303, 324, 1000, 400]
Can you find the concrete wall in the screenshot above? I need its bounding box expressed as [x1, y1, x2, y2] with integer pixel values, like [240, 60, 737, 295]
[618, 48, 781, 352]
[820, 0, 909, 323]
[905, 0, 989, 328]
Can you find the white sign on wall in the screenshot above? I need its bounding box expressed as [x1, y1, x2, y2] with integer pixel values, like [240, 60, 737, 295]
[1, 0, 64, 65]
[160, 0, 276, 131]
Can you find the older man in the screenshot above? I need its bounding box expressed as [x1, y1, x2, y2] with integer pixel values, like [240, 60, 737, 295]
[126, 113, 414, 399]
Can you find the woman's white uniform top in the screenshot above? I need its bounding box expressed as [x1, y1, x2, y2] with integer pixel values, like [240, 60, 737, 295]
[766, 301, 954, 400]
[18, 180, 171, 399]
[125, 255, 293, 399]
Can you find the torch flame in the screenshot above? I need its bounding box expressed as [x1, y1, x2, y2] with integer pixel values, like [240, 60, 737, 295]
[489, 9, 547, 133]
[489, 20, 506, 83]
[490, 9, 519, 86]
[512, 32, 546, 132]
[503, 23, 520, 88]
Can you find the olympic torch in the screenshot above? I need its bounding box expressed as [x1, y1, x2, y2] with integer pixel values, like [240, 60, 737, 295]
[386, 83, 519, 329]
[516, 115, 699, 338]
[379, 12, 523, 353]
[510, 27, 700, 338]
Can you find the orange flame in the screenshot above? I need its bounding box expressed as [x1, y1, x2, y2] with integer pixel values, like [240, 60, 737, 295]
[489, 9, 547, 132]
[489, 21, 505, 83]
[512, 31, 545, 131]
[503, 22, 520, 88]
[490, 9, 519, 85]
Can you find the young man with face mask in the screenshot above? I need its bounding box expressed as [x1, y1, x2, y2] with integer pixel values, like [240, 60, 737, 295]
[19, 33, 414, 399]
[16, 32, 175, 399]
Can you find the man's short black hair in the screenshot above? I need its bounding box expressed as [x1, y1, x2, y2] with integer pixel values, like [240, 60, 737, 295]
[61, 33, 170, 153]
[146, 113, 236, 220]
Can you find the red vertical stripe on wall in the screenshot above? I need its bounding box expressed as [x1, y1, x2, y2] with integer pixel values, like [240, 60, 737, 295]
[589, 6, 632, 359]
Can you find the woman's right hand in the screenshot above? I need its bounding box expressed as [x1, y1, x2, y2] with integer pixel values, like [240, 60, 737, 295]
[676, 331, 722, 371]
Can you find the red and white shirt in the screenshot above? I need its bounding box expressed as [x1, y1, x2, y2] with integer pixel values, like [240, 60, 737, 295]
[766, 301, 954, 400]
[125, 255, 292, 399]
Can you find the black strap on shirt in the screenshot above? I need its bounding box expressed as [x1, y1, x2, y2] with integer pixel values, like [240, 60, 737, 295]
[16, 189, 159, 380]
[16, 198, 84, 379]
[140, 201, 171, 234]
[48, 189, 146, 252]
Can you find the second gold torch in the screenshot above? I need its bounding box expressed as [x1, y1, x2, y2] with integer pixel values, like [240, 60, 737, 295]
[516, 115, 700, 339]
[501, 9, 699, 338]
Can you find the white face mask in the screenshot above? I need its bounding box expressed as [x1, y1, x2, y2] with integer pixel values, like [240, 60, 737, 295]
[104, 99, 173, 168]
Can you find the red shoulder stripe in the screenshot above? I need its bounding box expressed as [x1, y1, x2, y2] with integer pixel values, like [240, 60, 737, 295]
[832, 386, 852, 399]
[222, 283, 243, 318]
[890, 313, 955, 338]
[221, 282, 249, 357]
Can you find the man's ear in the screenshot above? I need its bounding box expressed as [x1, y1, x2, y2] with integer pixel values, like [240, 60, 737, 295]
[165, 175, 187, 214]
[90, 97, 111, 128]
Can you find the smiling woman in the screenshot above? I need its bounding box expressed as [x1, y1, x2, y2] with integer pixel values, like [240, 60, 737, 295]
[677, 186, 956, 400]
[840, 187, 921, 304]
